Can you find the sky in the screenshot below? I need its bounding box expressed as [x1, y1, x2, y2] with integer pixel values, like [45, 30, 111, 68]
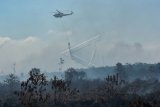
[0, 0, 160, 74]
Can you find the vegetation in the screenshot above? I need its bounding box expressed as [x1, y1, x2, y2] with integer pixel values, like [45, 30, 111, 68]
[0, 63, 160, 106]
[15, 68, 49, 107]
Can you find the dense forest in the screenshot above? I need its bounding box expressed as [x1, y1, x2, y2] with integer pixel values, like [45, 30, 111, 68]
[0, 62, 160, 107]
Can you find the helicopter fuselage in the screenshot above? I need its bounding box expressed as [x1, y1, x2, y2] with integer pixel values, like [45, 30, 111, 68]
[53, 12, 73, 18]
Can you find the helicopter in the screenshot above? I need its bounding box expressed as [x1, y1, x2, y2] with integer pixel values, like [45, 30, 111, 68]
[52, 10, 73, 18]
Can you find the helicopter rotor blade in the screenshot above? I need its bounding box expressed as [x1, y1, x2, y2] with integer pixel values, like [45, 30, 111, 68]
[56, 10, 61, 13]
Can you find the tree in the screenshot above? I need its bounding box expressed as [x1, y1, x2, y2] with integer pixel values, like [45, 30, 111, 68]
[15, 68, 49, 107]
[65, 68, 76, 81]
[4, 73, 19, 94]
[65, 68, 86, 81]
[156, 63, 160, 74]
[115, 62, 127, 80]
[148, 65, 156, 79]
[51, 76, 79, 104]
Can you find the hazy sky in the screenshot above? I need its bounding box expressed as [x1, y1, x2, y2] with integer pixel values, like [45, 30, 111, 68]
[0, 0, 160, 74]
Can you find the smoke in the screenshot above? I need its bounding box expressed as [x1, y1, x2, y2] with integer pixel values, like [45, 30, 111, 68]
[0, 33, 160, 74]
[98, 41, 160, 66]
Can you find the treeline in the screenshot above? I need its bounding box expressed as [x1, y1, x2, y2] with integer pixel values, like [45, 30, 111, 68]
[78, 62, 160, 81]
